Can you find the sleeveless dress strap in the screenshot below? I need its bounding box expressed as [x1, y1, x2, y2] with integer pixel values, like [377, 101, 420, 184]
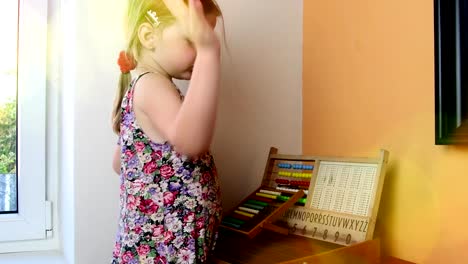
[130, 71, 184, 101]
[131, 71, 152, 89]
[125, 71, 152, 110]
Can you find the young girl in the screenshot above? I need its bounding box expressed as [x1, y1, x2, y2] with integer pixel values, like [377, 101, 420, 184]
[111, 0, 223, 263]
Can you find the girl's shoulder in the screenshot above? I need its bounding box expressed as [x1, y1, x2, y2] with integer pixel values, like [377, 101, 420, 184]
[132, 72, 175, 93]
[132, 73, 181, 104]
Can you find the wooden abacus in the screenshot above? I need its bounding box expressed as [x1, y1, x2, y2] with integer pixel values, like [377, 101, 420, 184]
[219, 166, 306, 238]
[215, 147, 388, 264]
[219, 146, 327, 238]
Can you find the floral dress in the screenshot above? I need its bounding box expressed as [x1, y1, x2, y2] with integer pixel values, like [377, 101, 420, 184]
[112, 72, 223, 264]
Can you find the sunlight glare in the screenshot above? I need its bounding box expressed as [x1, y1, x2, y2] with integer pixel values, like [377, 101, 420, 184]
[0, 1, 18, 104]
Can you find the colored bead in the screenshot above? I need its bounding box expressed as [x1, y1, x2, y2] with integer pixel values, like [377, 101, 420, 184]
[224, 217, 245, 225]
[246, 199, 268, 207]
[276, 195, 290, 202]
[222, 221, 241, 229]
[256, 193, 277, 199]
[234, 210, 254, 218]
[238, 206, 259, 214]
[232, 212, 252, 221]
[260, 189, 281, 196]
[243, 203, 264, 210]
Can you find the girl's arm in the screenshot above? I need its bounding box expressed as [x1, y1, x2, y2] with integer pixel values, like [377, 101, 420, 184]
[133, 49, 220, 157]
[168, 48, 220, 155]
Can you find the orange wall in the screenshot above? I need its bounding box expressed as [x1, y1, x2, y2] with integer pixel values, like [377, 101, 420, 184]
[303, 1, 468, 263]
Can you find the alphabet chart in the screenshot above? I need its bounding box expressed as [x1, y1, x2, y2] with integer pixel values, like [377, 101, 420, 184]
[276, 150, 388, 246]
[310, 162, 377, 217]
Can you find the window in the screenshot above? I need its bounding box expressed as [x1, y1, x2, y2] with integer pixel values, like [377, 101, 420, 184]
[0, 0, 19, 216]
[0, 0, 48, 243]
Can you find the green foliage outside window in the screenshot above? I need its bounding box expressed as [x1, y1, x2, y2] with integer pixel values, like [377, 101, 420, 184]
[0, 100, 16, 174]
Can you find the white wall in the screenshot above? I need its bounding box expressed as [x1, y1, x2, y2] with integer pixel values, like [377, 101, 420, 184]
[65, 0, 303, 263]
[211, 0, 303, 210]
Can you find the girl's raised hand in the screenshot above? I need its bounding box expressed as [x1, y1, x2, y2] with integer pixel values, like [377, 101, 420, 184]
[162, 0, 219, 51]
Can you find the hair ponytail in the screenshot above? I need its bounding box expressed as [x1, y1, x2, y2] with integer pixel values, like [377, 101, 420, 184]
[112, 51, 136, 134]
[112, 72, 132, 134]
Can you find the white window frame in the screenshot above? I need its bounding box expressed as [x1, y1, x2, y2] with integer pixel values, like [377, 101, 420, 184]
[0, 0, 48, 244]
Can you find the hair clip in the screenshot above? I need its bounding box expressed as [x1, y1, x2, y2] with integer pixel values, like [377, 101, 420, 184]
[146, 10, 161, 27]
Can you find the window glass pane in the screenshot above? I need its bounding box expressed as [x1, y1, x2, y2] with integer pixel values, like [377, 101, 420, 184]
[0, 0, 18, 214]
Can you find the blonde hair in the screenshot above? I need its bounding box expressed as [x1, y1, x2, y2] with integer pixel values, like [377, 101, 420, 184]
[112, 0, 223, 134]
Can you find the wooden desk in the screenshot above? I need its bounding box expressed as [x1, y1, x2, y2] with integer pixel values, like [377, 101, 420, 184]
[214, 256, 415, 264]
[213, 229, 416, 264]
[382, 256, 415, 264]
[214, 230, 380, 263]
